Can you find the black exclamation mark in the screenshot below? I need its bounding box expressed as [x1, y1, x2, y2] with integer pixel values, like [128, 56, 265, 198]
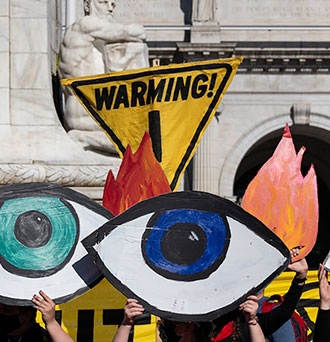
[148, 110, 162, 162]
[207, 73, 217, 98]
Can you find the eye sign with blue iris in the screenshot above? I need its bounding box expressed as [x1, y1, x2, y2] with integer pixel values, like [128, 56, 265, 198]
[83, 191, 290, 322]
[0, 182, 114, 306]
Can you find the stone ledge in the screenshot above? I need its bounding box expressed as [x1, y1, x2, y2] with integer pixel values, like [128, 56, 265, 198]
[0, 163, 118, 187]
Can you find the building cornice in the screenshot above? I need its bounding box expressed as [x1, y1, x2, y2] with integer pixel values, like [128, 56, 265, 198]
[148, 41, 330, 74]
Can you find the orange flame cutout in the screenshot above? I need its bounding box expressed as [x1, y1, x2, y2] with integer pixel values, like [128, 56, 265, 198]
[103, 132, 171, 216]
[241, 124, 318, 261]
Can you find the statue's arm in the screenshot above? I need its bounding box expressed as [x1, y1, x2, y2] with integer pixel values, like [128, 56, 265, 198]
[75, 16, 146, 43]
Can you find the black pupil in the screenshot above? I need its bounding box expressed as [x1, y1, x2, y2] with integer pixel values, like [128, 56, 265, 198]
[161, 223, 206, 265]
[14, 210, 52, 248]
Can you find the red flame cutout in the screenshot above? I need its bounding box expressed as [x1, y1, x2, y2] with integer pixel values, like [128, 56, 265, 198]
[103, 132, 171, 216]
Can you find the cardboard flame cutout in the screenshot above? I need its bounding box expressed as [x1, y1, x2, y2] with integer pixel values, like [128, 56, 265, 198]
[241, 124, 318, 261]
[103, 132, 171, 216]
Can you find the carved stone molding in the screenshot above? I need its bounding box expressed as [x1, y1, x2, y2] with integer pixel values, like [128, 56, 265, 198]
[0, 163, 118, 187]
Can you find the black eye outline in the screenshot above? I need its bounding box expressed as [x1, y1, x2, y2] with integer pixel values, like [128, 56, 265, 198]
[83, 191, 290, 322]
[0, 182, 114, 306]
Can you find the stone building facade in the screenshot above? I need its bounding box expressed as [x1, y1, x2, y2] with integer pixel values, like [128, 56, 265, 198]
[1, 0, 330, 266]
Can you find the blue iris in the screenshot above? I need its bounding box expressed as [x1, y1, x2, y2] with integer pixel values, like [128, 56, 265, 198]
[143, 209, 229, 281]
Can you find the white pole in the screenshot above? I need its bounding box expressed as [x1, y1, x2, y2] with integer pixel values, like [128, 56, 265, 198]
[65, 0, 77, 28]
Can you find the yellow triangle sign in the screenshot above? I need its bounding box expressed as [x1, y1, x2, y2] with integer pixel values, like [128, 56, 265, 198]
[62, 57, 243, 190]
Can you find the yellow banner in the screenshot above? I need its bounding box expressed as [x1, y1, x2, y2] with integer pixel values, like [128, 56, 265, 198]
[36, 270, 320, 341]
[38, 280, 158, 342]
[264, 270, 320, 340]
[61, 58, 243, 190]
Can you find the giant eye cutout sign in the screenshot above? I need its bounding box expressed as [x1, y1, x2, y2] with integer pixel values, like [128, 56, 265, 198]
[0, 182, 114, 306]
[83, 191, 290, 322]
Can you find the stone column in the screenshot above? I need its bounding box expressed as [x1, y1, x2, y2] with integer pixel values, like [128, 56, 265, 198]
[193, 115, 218, 194]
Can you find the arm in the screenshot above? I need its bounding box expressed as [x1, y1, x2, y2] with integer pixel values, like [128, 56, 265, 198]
[318, 263, 330, 310]
[76, 17, 146, 43]
[32, 291, 73, 342]
[286, 249, 308, 284]
[258, 252, 308, 337]
[240, 295, 266, 342]
[313, 264, 330, 342]
[112, 299, 144, 342]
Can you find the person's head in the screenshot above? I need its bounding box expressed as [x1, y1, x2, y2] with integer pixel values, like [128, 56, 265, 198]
[175, 321, 212, 342]
[84, 0, 116, 18]
[0, 304, 37, 337]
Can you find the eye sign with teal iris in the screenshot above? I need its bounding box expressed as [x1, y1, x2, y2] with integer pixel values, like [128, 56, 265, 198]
[0, 196, 78, 278]
[142, 209, 229, 281]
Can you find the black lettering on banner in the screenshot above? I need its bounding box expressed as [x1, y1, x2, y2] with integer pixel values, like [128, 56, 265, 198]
[94, 73, 216, 111]
[173, 76, 192, 101]
[103, 309, 134, 342]
[103, 308, 124, 325]
[103, 309, 152, 326]
[77, 310, 94, 342]
[131, 81, 147, 107]
[147, 79, 166, 104]
[114, 85, 129, 109]
[165, 78, 175, 102]
[191, 74, 208, 99]
[95, 86, 116, 110]
[103, 309, 152, 342]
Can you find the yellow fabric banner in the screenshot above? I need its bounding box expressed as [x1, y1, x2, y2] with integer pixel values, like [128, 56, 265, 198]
[264, 270, 319, 340]
[36, 270, 319, 341]
[61, 57, 243, 190]
[38, 280, 159, 342]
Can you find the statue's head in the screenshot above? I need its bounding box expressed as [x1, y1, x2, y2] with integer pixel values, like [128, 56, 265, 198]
[84, 0, 117, 17]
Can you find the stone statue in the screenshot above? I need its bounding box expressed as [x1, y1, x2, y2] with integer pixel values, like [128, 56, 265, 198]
[193, 0, 217, 22]
[58, 0, 149, 155]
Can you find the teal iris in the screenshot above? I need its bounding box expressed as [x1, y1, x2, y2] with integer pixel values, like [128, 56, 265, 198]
[0, 197, 77, 271]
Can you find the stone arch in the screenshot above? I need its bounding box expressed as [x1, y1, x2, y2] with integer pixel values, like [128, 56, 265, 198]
[218, 114, 289, 197]
[218, 111, 330, 198]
